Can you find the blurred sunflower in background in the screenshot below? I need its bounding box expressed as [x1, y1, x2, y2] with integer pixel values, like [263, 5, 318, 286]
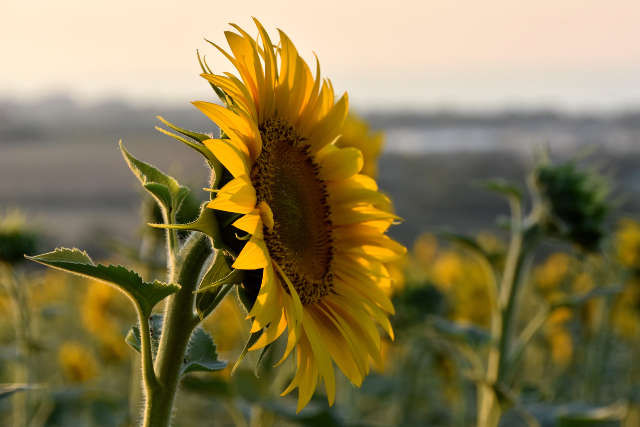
[195, 19, 405, 411]
[81, 281, 131, 362]
[58, 342, 98, 384]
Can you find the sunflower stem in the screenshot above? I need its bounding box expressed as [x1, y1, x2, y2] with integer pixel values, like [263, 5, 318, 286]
[478, 196, 540, 427]
[142, 234, 212, 427]
[137, 306, 159, 395]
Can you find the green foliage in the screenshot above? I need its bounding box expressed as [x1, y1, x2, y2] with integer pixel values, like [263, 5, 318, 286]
[126, 315, 227, 375]
[125, 314, 163, 357]
[26, 248, 179, 316]
[181, 327, 227, 375]
[119, 141, 191, 221]
[196, 251, 240, 320]
[149, 202, 224, 249]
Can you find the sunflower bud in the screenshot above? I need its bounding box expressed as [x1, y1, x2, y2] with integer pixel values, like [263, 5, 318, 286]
[0, 210, 38, 264]
[532, 160, 609, 252]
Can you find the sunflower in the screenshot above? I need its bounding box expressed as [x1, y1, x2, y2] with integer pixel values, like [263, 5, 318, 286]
[193, 19, 405, 411]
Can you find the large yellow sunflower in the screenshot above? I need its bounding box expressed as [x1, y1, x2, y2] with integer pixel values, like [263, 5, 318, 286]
[194, 19, 405, 411]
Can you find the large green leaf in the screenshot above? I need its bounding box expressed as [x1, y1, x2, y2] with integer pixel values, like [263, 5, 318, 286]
[119, 141, 191, 216]
[26, 248, 179, 316]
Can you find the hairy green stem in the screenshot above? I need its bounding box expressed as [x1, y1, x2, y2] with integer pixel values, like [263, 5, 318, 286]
[138, 308, 159, 393]
[2, 267, 30, 427]
[479, 196, 540, 427]
[142, 234, 211, 427]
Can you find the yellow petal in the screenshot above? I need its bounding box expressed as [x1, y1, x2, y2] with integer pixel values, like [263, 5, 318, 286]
[302, 309, 336, 406]
[207, 176, 256, 214]
[233, 235, 269, 269]
[332, 205, 399, 226]
[232, 209, 263, 238]
[318, 146, 363, 182]
[203, 138, 251, 177]
[249, 311, 287, 351]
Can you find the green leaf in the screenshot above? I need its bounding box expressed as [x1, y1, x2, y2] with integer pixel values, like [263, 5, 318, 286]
[477, 178, 523, 201]
[149, 203, 224, 248]
[126, 316, 226, 375]
[181, 328, 227, 375]
[125, 314, 162, 357]
[119, 141, 191, 215]
[26, 248, 179, 316]
[0, 384, 38, 400]
[143, 183, 172, 210]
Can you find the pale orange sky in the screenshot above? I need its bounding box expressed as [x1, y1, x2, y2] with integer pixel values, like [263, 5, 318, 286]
[3, 0, 640, 110]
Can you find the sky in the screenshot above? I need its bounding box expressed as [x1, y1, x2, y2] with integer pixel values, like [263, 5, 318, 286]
[3, 0, 640, 111]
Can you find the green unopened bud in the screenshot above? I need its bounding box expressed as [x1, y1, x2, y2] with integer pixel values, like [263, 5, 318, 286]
[0, 210, 38, 264]
[533, 160, 609, 252]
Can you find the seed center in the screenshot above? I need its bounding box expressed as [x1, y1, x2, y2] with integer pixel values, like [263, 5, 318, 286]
[251, 118, 333, 305]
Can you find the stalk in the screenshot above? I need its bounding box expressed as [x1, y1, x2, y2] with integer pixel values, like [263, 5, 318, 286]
[478, 196, 540, 427]
[2, 267, 30, 427]
[142, 234, 211, 427]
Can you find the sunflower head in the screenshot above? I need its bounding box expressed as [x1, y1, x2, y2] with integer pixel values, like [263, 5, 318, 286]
[0, 210, 38, 264]
[185, 19, 405, 411]
[532, 159, 609, 253]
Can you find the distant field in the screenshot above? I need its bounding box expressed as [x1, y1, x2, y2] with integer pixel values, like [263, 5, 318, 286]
[2, 98, 640, 253]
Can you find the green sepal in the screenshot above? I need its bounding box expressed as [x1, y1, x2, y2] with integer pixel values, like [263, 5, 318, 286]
[126, 315, 227, 375]
[196, 250, 240, 320]
[231, 331, 262, 375]
[119, 141, 191, 217]
[148, 203, 224, 249]
[197, 269, 243, 294]
[155, 122, 217, 166]
[26, 248, 179, 317]
[197, 49, 232, 106]
[156, 115, 210, 143]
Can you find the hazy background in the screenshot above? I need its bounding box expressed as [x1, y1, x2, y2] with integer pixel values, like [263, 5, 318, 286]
[2, 1, 640, 253]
